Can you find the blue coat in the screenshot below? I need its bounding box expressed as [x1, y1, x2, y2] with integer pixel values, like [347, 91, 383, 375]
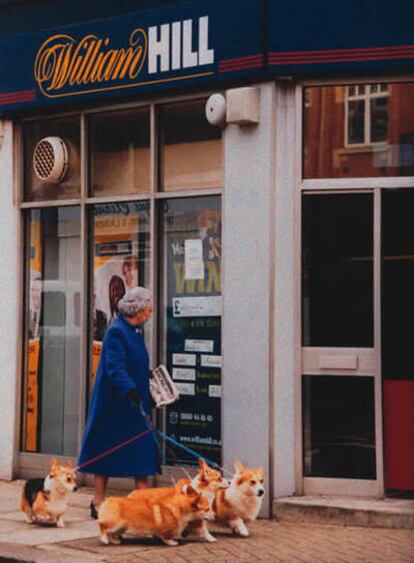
[77, 315, 157, 477]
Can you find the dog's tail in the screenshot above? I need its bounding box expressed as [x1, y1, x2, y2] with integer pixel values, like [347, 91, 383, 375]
[19, 487, 27, 513]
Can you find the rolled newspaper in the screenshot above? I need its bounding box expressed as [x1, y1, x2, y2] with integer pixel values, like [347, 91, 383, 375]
[150, 365, 180, 408]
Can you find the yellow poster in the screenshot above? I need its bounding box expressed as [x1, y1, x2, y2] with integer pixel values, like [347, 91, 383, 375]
[25, 215, 42, 451]
[25, 338, 40, 451]
[91, 340, 103, 387]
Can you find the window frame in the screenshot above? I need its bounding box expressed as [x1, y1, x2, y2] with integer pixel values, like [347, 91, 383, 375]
[297, 76, 414, 498]
[344, 83, 390, 148]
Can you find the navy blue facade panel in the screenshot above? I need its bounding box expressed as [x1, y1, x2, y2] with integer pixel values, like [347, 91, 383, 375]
[0, 1, 184, 38]
[268, 0, 414, 73]
[0, 0, 264, 113]
[1, 0, 414, 114]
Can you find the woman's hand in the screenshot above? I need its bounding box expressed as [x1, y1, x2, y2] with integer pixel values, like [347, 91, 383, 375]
[126, 388, 142, 409]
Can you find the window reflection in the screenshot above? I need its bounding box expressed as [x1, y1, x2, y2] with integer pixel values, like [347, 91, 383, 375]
[304, 82, 414, 178]
[159, 100, 223, 191]
[303, 375, 376, 480]
[90, 108, 150, 196]
[22, 207, 81, 455]
[302, 194, 373, 347]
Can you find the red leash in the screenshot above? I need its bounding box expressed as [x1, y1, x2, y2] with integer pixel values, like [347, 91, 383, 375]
[74, 427, 153, 471]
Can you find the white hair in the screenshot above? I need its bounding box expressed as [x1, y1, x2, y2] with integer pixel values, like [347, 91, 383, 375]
[117, 286, 152, 318]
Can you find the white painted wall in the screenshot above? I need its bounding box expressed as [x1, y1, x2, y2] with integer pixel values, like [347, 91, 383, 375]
[272, 83, 299, 498]
[0, 120, 20, 479]
[222, 83, 276, 516]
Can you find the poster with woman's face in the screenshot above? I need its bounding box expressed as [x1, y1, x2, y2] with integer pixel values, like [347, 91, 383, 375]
[92, 203, 149, 341]
[93, 256, 136, 339]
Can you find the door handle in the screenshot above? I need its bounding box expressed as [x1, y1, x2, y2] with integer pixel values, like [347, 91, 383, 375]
[319, 355, 358, 370]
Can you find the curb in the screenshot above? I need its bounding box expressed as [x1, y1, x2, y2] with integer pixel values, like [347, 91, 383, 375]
[273, 497, 414, 529]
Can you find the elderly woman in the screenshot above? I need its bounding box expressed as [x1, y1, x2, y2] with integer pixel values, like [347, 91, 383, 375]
[77, 286, 157, 518]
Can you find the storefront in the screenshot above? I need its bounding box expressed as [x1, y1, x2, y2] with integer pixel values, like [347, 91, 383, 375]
[0, 0, 413, 515]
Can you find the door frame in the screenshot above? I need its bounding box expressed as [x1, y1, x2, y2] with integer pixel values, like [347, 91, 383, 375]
[295, 78, 414, 498]
[300, 189, 383, 497]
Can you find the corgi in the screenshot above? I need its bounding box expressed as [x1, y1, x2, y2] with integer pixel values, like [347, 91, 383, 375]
[98, 481, 212, 546]
[213, 460, 265, 537]
[185, 458, 229, 542]
[20, 458, 77, 528]
[128, 458, 228, 542]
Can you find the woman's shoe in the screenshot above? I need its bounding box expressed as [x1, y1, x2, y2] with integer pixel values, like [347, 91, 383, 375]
[89, 501, 98, 519]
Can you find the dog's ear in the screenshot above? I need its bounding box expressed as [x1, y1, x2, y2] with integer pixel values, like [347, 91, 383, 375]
[198, 458, 208, 480]
[50, 457, 58, 469]
[65, 460, 73, 468]
[198, 458, 208, 471]
[234, 460, 245, 474]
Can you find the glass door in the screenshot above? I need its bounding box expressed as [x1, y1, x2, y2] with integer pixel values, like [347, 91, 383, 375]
[382, 189, 414, 495]
[301, 192, 383, 496]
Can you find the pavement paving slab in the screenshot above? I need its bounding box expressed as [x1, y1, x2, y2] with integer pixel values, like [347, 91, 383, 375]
[0, 519, 97, 546]
[1, 480, 414, 562]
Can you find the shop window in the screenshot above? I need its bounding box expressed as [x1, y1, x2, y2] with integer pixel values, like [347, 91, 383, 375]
[89, 201, 151, 393]
[303, 82, 414, 178]
[160, 196, 222, 466]
[89, 108, 150, 196]
[345, 84, 389, 146]
[20, 96, 223, 465]
[159, 100, 223, 191]
[22, 207, 81, 455]
[302, 193, 373, 347]
[24, 117, 80, 201]
[382, 189, 414, 382]
[302, 375, 376, 480]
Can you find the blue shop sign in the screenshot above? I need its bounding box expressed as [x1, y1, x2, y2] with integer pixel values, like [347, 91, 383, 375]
[1, 0, 414, 113]
[268, 0, 414, 74]
[0, 0, 264, 113]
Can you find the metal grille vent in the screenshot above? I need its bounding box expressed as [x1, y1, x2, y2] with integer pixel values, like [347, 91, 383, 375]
[33, 137, 68, 183]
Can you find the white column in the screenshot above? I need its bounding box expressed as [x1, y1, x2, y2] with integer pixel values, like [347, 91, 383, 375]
[272, 82, 299, 498]
[222, 83, 276, 516]
[0, 120, 20, 480]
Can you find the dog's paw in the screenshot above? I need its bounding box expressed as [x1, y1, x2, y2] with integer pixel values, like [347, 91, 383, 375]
[56, 520, 65, 528]
[100, 535, 110, 545]
[162, 538, 179, 546]
[231, 522, 250, 537]
[203, 532, 217, 542]
[236, 526, 250, 537]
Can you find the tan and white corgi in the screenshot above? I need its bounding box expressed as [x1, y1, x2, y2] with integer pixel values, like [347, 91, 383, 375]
[98, 480, 212, 546]
[20, 458, 77, 528]
[185, 458, 229, 542]
[213, 460, 265, 537]
[128, 458, 228, 542]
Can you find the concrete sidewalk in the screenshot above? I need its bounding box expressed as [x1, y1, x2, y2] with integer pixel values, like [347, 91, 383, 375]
[1, 480, 414, 562]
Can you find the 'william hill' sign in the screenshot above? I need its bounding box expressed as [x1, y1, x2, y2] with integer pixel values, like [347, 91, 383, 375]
[34, 17, 215, 98]
[0, 0, 263, 112]
[0, 0, 413, 113]
[0, 0, 263, 111]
